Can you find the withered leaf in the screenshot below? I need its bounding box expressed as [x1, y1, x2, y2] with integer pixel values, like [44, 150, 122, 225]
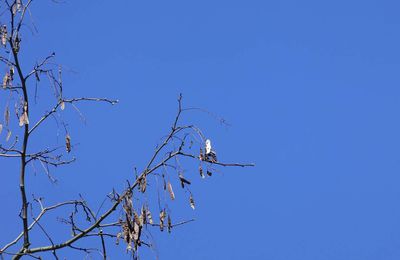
[189, 194, 195, 210]
[167, 181, 175, 200]
[65, 134, 71, 153]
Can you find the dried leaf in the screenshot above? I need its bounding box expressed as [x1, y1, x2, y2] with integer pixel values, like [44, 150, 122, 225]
[6, 129, 11, 142]
[60, 101, 65, 110]
[167, 214, 172, 233]
[65, 134, 71, 153]
[167, 182, 175, 200]
[189, 194, 195, 210]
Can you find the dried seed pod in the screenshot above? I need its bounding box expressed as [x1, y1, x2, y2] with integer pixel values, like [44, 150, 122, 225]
[146, 207, 153, 224]
[60, 101, 65, 110]
[189, 194, 195, 210]
[6, 129, 11, 142]
[199, 148, 204, 161]
[65, 134, 71, 153]
[140, 176, 147, 193]
[19, 113, 26, 126]
[116, 232, 122, 245]
[19, 102, 29, 127]
[9, 66, 14, 79]
[16, 0, 22, 12]
[199, 165, 205, 179]
[2, 73, 9, 88]
[1, 25, 7, 47]
[159, 210, 166, 232]
[140, 206, 146, 225]
[4, 106, 9, 126]
[167, 182, 175, 200]
[134, 212, 140, 226]
[167, 214, 172, 233]
[13, 36, 20, 53]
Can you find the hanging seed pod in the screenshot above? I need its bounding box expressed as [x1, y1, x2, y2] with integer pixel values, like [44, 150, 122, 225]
[16, 0, 22, 12]
[141, 206, 147, 225]
[167, 182, 175, 200]
[199, 165, 205, 179]
[2, 73, 9, 89]
[140, 176, 147, 193]
[1, 25, 7, 47]
[189, 194, 195, 210]
[19, 102, 29, 127]
[159, 210, 166, 232]
[199, 148, 204, 161]
[167, 214, 172, 233]
[146, 207, 153, 224]
[14, 35, 20, 53]
[4, 106, 10, 126]
[9, 66, 14, 79]
[65, 134, 71, 153]
[6, 129, 11, 142]
[60, 101, 65, 110]
[116, 232, 122, 245]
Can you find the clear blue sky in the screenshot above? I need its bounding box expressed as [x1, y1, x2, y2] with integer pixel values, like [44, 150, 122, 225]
[2, 0, 400, 259]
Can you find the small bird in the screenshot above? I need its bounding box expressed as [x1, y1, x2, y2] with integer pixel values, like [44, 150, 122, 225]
[205, 139, 217, 163]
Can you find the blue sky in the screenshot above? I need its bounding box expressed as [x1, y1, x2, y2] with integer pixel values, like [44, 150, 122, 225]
[2, 0, 400, 259]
